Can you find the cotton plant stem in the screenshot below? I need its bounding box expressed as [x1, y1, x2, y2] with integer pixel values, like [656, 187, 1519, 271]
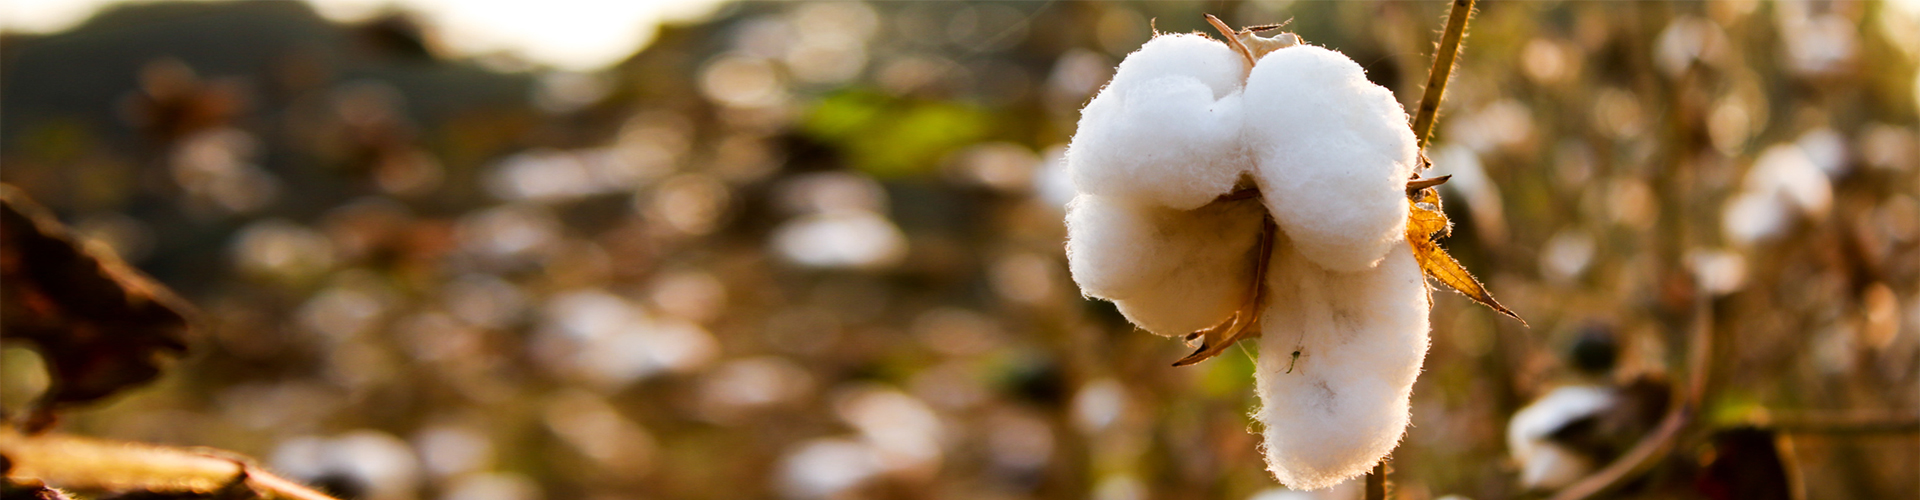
[1364, 461, 1388, 500]
[1411, 0, 1476, 151]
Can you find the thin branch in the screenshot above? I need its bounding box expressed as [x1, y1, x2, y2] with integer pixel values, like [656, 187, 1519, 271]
[1, 426, 337, 500]
[1547, 403, 1694, 500]
[1410, 0, 1476, 151]
[1548, 297, 1714, 500]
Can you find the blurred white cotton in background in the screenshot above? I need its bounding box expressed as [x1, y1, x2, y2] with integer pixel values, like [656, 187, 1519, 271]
[1071, 378, 1128, 433]
[1034, 144, 1077, 210]
[1507, 386, 1614, 491]
[1653, 16, 1726, 77]
[775, 171, 888, 215]
[232, 220, 336, 281]
[271, 430, 420, 500]
[534, 290, 717, 388]
[1686, 248, 1748, 296]
[1722, 143, 1833, 245]
[777, 438, 881, 499]
[456, 204, 562, 262]
[1540, 230, 1596, 283]
[834, 386, 944, 475]
[412, 424, 493, 479]
[773, 211, 907, 269]
[439, 472, 540, 500]
[1428, 145, 1509, 245]
[543, 390, 657, 474]
[700, 356, 814, 413]
[1795, 127, 1850, 176]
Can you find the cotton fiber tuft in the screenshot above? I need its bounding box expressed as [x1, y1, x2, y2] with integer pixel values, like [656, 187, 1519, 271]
[1067, 34, 1251, 210]
[1252, 243, 1429, 490]
[1243, 45, 1418, 272]
[1065, 194, 1265, 336]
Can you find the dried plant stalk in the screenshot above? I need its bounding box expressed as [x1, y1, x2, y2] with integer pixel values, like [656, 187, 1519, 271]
[1, 427, 337, 500]
[1411, 0, 1476, 150]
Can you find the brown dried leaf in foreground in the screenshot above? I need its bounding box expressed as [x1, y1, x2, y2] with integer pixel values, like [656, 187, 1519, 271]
[0, 426, 337, 500]
[1406, 184, 1523, 323]
[0, 184, 193, 423]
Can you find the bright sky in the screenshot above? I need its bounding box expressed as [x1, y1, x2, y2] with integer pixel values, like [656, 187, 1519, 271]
[0, 0, 730, 71]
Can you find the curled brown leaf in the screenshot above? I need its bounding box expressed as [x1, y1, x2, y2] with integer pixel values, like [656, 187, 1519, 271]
[0, 185, 194, 429]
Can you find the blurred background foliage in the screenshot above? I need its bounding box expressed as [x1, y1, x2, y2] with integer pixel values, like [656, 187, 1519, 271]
[1, 1, 1916, 499]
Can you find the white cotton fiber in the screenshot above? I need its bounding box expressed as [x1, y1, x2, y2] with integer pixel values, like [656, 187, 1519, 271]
[1067, 34, 1251, 210]
[1507, 385, 1614, 490]
[1243, 45, 1417, 272]
[1064, 194, 1265, 336]
[1721, 144, 1834, 245]
[1252, 241, 1430, 490]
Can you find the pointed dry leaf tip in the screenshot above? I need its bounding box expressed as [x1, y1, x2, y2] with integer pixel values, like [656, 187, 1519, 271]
[1405, 186, 1524, 324]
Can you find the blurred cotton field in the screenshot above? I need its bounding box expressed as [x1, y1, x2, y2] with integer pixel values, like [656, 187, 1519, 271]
[1, 1, 1917, 500]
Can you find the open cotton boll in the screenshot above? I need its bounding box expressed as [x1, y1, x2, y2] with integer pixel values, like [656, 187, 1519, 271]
[1253, 242, 1429, 490]
[1721, 144, 1834, 245]
[1507, 386, 1615, 490]
[1243, 45, 1417, 272]
[1064, 194, 1265, 335]
[1515, 442, 1594, 490]
[1744, 144, 1833, 217]
[1068, 35, 1250, 210]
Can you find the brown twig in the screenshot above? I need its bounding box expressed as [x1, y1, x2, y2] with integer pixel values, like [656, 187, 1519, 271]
[1410, 0, 1476, 152]
[1364, 460, 1388, 500]
[1548, 294, 1715, 500]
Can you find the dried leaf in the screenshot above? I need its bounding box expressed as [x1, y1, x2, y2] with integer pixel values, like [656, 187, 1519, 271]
[1, 426, 338, 500]
[1405, 184, 1523, 324]
[0, 185, 194, 425]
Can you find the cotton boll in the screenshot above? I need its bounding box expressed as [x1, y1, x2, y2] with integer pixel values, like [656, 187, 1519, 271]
[1722, 190, 1789, 245]
[1064, 194, 1265, 335]
[1243, 45, 1417, 272]
[1515, 443, 1594, 490]
[1506, 385, 1614, 490]
[1253, 242, 1430, 490]
[1747, 144, 1832, 217]
[1068, 34, 1250, 210]
[1722, 144, 1834, 245]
